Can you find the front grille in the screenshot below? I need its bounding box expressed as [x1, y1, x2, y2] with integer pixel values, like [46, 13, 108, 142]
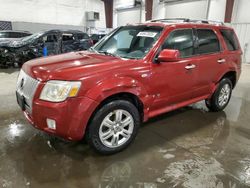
[16, 69, 40, 113]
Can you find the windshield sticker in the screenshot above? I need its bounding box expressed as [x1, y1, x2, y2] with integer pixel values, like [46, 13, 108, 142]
[137, 31, 157, 38]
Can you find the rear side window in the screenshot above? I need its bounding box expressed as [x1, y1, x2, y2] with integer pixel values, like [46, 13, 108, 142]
[77, 33, 89, 40]
[8, 32, 20, 38]
[196, 29, 220, 55]
[220, 29, 239, 51]
[162, 29, 194, 58]
[62, 33, 74, 41]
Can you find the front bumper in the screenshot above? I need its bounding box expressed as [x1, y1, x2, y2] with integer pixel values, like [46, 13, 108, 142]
[23, 96, 99, 141]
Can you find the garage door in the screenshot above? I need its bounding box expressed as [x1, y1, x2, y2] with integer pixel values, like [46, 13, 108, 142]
[117, 8, 141, 27]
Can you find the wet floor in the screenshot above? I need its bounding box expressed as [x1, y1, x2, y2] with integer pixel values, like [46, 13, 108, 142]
[0, 66, 250, 188]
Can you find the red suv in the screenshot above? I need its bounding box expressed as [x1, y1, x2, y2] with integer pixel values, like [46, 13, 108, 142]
[16, 19, 242, 154]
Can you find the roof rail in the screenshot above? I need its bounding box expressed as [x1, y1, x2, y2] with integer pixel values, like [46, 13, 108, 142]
[149, 18, 190, 23]
[148, 18, 224, 25]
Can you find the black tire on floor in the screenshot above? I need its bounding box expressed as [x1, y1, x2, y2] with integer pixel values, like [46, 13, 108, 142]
[87, 100, 140, 155]
[205, 78, 233, 112]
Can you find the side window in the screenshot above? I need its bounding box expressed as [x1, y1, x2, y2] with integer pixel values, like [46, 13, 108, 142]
[162, 29, 194, 58]
[21, 33, 30, 37]
[83, 33, 89, 39]
[220, 29, 239, 51]
[42, 34, 58, 43]
[9, 32, 20, 38]
[62, 33, 74, 41]
[196, 29, 220, 55]
[77, 33, 89, 40]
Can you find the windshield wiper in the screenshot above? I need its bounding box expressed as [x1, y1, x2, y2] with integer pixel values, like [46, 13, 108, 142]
[98, 50, 120, 58]
[89, 47, 98, 53]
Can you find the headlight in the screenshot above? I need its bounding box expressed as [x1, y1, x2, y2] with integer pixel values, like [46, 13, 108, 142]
[40, 80, 81, 102]
[4, 49, 8, 53]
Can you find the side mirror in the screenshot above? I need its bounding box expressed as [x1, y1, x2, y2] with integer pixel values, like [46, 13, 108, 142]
[157, 49, 180, 62]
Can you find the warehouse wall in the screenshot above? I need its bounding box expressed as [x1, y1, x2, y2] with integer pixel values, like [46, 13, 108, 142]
[12, 22, 86, 33]
[112, 0, 230, 28]
[0, 0, 106, 28]
[231, 0, 250, 63]
[165, 0, 207, 20]
[232, 0, 250, 23]
[208, 0, 226, 22]
[113, 0, 145, 28]
[152, 0, 226, 22]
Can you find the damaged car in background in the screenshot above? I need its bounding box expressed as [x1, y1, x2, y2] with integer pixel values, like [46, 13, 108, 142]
[0, 29, 93, 67]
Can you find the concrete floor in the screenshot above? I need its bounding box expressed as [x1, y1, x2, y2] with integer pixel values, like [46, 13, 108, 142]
[0, 65, 250, 188]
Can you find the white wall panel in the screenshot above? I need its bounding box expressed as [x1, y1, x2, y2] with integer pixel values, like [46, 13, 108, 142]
[113, 0, 145, 28]
[231, 23, 250, 63]
[165, 0, 207, 20]
[117, 9, 141, 27]
[152, 0, 227, 21]
[152, 1, 165, 20]
[208, 0, 226, 22]
[0, 0, 106, 28]
[232, 0, 250, 23]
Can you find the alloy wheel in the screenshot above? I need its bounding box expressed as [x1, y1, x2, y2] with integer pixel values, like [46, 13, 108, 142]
[99, 109, 134, 148]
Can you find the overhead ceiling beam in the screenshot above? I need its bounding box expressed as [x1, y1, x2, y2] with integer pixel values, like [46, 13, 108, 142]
[102, 0, 113, 28]
[224, 0, 235, 23]
[145, 0, 153, 21]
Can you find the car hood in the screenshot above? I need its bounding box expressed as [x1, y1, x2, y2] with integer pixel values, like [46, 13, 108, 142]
[0, 38, 25, 48]
[22, 51, 134, 81]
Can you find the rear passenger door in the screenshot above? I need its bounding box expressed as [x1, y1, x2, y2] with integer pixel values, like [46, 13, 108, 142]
[62, 33, 77, 53]
[37, 33, 60, 56]
[193, 28, 225, 97]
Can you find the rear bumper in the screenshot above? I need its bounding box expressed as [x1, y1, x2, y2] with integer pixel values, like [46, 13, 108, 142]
[24, 96, 99, 141]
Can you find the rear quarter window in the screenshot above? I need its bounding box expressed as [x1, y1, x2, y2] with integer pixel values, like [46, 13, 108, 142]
[220, 29, 239, 51]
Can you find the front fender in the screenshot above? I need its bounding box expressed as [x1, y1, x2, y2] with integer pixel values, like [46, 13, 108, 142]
[85, 76, 153, 121]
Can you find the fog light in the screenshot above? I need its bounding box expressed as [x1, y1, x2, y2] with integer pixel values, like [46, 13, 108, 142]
[46, 118, 56, 130]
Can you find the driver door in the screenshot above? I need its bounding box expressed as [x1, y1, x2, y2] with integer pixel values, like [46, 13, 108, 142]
[150, 28, 199, 111]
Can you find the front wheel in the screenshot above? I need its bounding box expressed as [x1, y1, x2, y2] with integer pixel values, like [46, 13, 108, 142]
[205, 78, 232, 112]
[87, 100, 140, 155]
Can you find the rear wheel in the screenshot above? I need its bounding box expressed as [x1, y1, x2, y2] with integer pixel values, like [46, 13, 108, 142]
[205, 78, 232, 112]
[87, 100, 140, 155]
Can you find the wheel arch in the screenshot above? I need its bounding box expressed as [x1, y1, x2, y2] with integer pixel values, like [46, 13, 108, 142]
[220, 71, 237, 88]
[87, 92, 145, 125]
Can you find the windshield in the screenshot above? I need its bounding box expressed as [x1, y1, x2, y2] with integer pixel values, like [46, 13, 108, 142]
[21, 32, 44, 43]
[92, 25, 163, 59]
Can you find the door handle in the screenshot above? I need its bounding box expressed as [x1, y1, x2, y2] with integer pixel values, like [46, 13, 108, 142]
[217, 59, 226, 64]
[185, 64, 196, 70]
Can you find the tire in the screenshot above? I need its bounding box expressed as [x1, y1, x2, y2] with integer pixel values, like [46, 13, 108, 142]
[205, 78, 232, 112]
[87, 100, 140, 155]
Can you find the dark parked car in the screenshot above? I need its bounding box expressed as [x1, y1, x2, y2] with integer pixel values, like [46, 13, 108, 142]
[0, 29, 93, 67]
[91, 34, 106, 44]
[0, 30, 31, 43]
